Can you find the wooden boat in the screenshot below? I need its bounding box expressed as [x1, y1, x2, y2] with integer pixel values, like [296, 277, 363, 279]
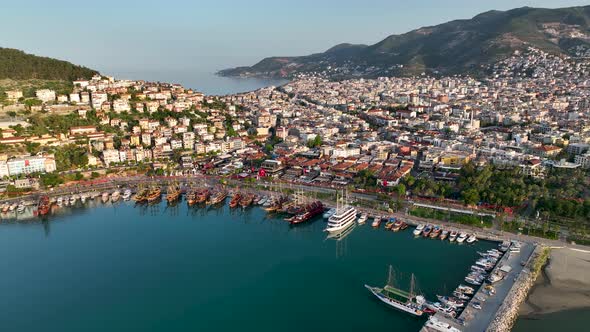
[37, 195, 51, 216]
[239, 193, 254, 208]
[206, 188, 228, 205]
[229, 193, 242, 208]
[147, 187, 161, 203]
[166, 184, 181, 203]
[134, 188, 149, 203]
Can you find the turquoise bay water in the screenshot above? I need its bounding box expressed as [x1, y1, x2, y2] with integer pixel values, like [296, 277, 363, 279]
[0, 201, 495, 332]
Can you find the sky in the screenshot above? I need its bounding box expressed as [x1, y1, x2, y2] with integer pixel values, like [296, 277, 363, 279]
[1, 0, 589, 75]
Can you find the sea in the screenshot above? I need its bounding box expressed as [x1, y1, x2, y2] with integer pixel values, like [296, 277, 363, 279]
[0, 200, 495, 332]
[105, 69, 288, 96]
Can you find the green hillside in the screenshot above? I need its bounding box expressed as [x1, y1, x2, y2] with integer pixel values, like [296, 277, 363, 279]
[0, 47, 98, 81]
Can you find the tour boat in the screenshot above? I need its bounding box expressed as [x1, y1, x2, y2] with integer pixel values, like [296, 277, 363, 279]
[288, 201, 324, 225]
[325, 205, 357, 233]
[466, 234, 477, 244]
[206, 189, 228, 205]
[239, 193, 255, 208]
[101, 192, 110, 203]
[146, 187, 162, 203]
[440, 230, 449, 240]
[456, 233, 468, 243]
[449, 230, 458, 242]
[229, 193, 242, 208]
[413, 224, 425, 236]
[365, 266, 425, 317]
[37, 195, 51, 216]
[134, 188, 149, 203]
[166, 184, 181, 203]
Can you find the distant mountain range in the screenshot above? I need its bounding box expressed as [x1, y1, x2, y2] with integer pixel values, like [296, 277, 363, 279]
[0, 47, 98, 81]
[219, 5, 590, 79]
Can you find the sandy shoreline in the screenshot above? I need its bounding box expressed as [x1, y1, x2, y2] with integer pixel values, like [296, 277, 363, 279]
[520, 248, 590, 317]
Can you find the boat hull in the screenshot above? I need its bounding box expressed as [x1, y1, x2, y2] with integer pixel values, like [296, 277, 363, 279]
[364, 285, 423, 317]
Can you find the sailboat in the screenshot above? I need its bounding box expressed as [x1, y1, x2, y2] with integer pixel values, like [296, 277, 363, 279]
[365, 266, 425, 317]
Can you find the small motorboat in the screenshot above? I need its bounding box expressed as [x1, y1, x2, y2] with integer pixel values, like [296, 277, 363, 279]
[449, 230, 458, 242]
[413, 224, 425, 236]
[457, 233, 468, 243]
[357, 213, 368, 225]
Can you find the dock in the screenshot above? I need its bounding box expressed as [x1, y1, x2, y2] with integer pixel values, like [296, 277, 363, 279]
[420, 241, 537, 332]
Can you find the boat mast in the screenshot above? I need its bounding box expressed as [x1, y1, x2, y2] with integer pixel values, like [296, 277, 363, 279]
[387, 265, 396, 288]
[409, 273, 415, 298]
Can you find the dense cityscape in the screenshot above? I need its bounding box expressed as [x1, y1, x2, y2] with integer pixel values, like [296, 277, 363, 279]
[2, 4, 590, 330]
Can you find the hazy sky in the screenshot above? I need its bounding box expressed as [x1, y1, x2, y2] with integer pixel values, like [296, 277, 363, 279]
[1, 0, 589, 74]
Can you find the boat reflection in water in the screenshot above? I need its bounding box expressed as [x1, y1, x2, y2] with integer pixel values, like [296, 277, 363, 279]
[325, 222, 356, 258]
[326, 222, 356, 241]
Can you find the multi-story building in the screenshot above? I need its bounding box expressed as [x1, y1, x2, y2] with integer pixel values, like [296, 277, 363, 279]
[4, 155, 57, 176]
[36, 89, 56, 103]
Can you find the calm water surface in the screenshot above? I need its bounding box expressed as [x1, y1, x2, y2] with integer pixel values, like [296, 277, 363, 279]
[513, 308, 590, 332]
[107, 69, 288, 95]
[0, 201, 495, 332]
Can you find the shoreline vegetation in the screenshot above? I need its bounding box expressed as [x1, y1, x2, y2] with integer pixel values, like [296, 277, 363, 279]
[519, 247, 590, 317]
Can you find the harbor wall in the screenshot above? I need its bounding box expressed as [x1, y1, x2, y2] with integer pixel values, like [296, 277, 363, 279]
[486, 245, 549, 332]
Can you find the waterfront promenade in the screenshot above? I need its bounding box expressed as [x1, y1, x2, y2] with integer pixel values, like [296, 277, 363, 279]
[1, 175, 585, 251]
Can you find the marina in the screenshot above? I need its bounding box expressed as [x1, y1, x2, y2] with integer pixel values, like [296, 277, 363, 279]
[0, 184, 547, 332]
[0, 194, 499, 332]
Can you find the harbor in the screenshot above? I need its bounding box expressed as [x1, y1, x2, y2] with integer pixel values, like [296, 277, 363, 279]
[0, 180, 547, 331]
[0, 197, 499, 332]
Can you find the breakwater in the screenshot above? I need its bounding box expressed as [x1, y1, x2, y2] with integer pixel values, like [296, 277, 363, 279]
[486, 246, 549, 332]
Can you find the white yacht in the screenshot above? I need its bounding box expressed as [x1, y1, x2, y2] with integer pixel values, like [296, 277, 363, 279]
[413, 224, 425, 236]
[357, 213, 368, 225]
[322, 207, 336, 219]
[16, 201, 26, 213]
[457, 233, 468, 243]
[325, 206, 357, 233]
[122, 189, 132, 201]
[466, 234, 477, 244]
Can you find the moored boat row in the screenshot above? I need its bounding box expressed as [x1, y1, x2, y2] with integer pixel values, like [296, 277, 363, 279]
[413, 224, 478, 244]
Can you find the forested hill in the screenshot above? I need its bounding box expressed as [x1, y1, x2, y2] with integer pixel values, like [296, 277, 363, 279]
[220, 5, 590, 79]
[0, 47, 98, 81]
